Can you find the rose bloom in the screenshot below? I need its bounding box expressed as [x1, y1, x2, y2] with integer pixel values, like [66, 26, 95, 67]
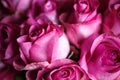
[14, 18, 70, 70]
[28, 0, 58, 24]
[60, 0, 102, 48]
[79, 33, 120, 80]
[26, 59, 89, 80]
[0, 23, 20, 65]
[103, 0, 120, 35]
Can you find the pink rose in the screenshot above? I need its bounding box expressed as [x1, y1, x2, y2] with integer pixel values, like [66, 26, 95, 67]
[79, 33, 120, 80]
[14, 19, 70, 70]
[26, 59, 89, 80]
[60, 0, 102, 47]
[29, 0, 58, 24]
[0, 23, 20, 65]
[103, 0, 120, 35]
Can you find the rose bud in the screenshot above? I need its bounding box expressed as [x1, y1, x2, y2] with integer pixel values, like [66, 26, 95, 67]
[26, 59, 89, 80]
[14, 19, 70, 70]
[79, 33, 120, 80]
[60, 0, 102, 48]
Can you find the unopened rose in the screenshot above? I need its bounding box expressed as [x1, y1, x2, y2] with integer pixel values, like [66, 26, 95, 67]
[103, 0, 120, 35]
[14, 19, 70, 70]
[79, 33, 120, 80]
[26, 59, 89, 80]
[60, 0, 102, 47]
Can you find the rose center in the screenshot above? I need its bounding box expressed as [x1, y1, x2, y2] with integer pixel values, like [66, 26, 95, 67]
[59, 70, 70, 78]
[77, 1, 90, 13]
[30, 29, 42, 37]
[100, 50, 120, 65]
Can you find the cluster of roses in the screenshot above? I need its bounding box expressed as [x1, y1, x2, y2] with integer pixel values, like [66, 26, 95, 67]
[0, 0, 120, 80]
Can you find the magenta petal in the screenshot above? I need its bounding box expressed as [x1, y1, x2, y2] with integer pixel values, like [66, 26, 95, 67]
[30, 30, 57, 62]
[4, 43, 14, 59]
[51, 33, 70, 61]
[23, 62, 49, 70]
[19, 42, 32, 63]
[13, 59, 49, 70]
[17, 35, 32, 63]
[16, 0, 32, 13]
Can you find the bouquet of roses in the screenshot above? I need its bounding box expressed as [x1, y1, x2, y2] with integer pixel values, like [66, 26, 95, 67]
[0, 0, 120, 80]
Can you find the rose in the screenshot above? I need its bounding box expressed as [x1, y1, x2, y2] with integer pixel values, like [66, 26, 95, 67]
[103, 0, 120, 35]
[0, 23, 20, 65]
[26, 59, 89, 80]
[29, 0, 75, 24]
[28, 0, 58, 24]
[60, 0, 102, 48]
[14, 18, 70, 70]
[79, 33, 120, 80]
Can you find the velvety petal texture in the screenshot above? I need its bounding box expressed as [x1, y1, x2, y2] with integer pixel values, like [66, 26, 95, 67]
[14, 19, 70, 70]
[1, 0, 120, 80]
[103, 0, 120, 35]
[79, 33, 120, 80]
[26, 59, 89, 80]
[60, 0, 102, 47]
